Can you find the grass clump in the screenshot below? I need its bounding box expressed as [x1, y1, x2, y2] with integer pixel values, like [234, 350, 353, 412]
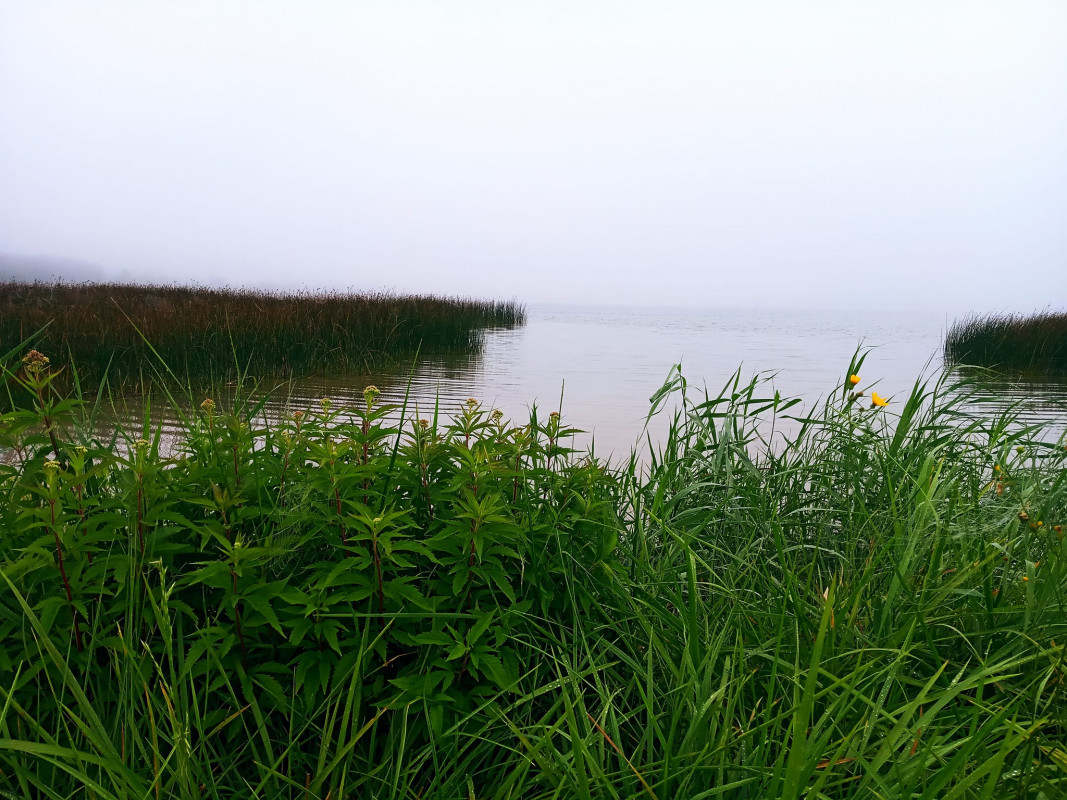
[0, 280, 526, 387]
[945, 310, 1067, 374]
[1, 350, 1066, 798]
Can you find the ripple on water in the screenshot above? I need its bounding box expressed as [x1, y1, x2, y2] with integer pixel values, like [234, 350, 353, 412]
[47, 305, 1067, 462]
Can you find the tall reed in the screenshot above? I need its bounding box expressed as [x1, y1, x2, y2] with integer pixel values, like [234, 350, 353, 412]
[1, 346, 1064, 798]
[944, 310, 1067, 374]
[0, 280, 526, 387]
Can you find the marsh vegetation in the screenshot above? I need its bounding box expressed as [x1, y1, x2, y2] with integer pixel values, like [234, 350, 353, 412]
[0, 281, 526, 388]
[944, 310, 1067, 375]
[1, 349, 1065, 798]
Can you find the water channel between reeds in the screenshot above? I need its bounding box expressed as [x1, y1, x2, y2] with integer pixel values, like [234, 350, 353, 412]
[93, 304, 1067, 461]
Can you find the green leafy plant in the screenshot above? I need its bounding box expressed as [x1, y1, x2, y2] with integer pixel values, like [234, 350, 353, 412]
[1, 346, 1064, 798]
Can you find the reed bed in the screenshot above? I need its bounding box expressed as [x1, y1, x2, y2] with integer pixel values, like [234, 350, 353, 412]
[944, 310, 1067, 374]
[0, 281, 526, 386]
[1, 347, 1065, 798]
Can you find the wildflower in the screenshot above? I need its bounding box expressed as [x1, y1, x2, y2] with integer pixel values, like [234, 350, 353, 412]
[135, 439, 149, 449]
[849, 374, 861, 385]
[43, 459, 61, 472]
[550, 411, 560, 419]
[419, 418, 429, 429]
[1016, 446, 1025, 454]
[1023, 576, 1029, 582]
[363, 385, 381, 406]
[491, 409, 503, 421]
[466, 398, 479, 407]
[372, 516, 383, 526]
[1018, 511, 1029, 521]
[293, 410, 305, 421]
[21, 349, 50, 375]
[870, 392, 888, 408]
[1037, 520, 1044, 527]
[993, 465, 1000, 472]
[200, 398, 215, 414]
[320, 398, 332, 411]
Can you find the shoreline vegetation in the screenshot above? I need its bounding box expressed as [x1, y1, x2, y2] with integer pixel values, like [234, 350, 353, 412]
[2, 347, 1065, 798]
[0, 281, 526, 388]
[944, 310, 1067, 375]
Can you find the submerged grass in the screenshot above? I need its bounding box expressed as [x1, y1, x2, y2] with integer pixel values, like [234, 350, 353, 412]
[945, 310, 1067, 375]
[1, 347, 1066, 798]
[0, 281, 526, 387]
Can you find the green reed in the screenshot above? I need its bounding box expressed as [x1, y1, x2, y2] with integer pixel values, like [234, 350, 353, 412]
[945, 310, 1067, 374]
[1, 347, 1065, 798]
[0, 281, 526, 387]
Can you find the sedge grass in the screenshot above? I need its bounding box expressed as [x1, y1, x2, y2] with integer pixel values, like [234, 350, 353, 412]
[0, 346, 1065, 798]
[944, 310, 1067, 375]
[0, 280, 526, 388]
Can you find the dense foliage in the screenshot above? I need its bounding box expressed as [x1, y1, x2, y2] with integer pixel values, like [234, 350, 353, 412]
[1, 349, 1065, 798]
[0, 281, 526, 387]
[945, 310, 1067, 374]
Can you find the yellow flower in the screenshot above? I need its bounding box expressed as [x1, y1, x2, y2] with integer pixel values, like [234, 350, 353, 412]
[870, 392, 888, 408]
[849, 374, 861, 386]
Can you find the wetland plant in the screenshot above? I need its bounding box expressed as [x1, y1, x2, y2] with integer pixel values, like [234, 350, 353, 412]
[0, 280, 526, 388]
[945, 310, 1067, 374]
[0, 349, 1065, 798]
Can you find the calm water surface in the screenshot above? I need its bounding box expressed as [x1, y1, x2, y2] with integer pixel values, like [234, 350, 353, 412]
[189, 305, 1067, 460]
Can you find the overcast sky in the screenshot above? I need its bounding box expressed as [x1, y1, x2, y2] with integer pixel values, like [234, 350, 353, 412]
[1, 1, 1064, 310]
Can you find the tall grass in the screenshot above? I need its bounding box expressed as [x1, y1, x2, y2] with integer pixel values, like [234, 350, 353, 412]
[944, 310, 1067, 374]
[1, 347, 1065, 798]
[0, 281, 526, 387]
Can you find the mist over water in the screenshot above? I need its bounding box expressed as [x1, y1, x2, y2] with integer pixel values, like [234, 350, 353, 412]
[2, 3, 1065, 311]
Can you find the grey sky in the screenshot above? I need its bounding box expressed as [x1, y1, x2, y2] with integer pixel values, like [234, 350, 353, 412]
[1, 1, 1064, 310]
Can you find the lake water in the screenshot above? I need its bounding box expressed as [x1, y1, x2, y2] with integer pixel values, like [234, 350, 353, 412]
[203, 304, 1067, 461]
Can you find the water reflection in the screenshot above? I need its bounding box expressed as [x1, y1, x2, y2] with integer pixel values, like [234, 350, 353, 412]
[947, 367, 1067, 436]
[18, 305, 1067, 461]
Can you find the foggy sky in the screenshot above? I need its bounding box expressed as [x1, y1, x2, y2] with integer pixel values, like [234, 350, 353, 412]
[1, 1, 1064, 311]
